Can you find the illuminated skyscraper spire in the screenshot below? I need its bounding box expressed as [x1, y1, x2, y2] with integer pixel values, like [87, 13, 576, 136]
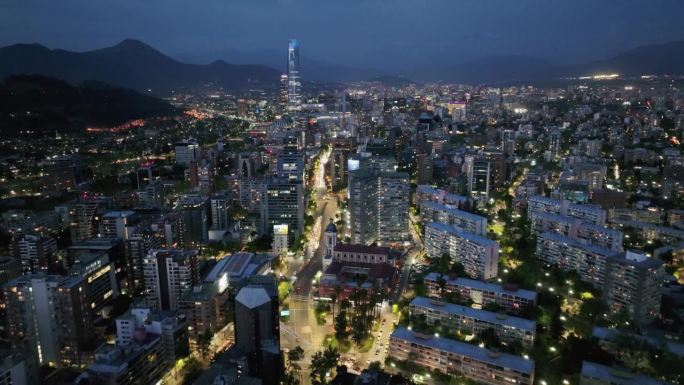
[287, 38, 302, 111]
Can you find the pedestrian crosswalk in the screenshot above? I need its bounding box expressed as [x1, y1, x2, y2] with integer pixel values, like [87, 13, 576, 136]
[289, 294, 312, 302]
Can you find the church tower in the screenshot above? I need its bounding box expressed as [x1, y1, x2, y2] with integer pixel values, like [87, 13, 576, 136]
[323, 218, 337, 269]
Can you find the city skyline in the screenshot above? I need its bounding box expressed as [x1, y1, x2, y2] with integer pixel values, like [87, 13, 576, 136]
[1, 0, 683, 75]
[0, 5, 683, 385]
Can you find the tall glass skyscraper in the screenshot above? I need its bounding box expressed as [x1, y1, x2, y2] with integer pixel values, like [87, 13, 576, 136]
[287, 38, 301, 110]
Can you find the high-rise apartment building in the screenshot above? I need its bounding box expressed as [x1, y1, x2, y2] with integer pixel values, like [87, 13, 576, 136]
[11, 233, 57, 273]
[536, 232, 620, 289]
[349, 168, 378, 245]
[3, 274, 94, 367]
[0, 257, 20, 287]
[425, 222, 499, 280]
[84, 306, 188, 385]
[276, 145, 305, 183]
[125, 228, 162, 294]
[602, 251, 665, 327]
[136, 162, 157, 190]
[68, 196, 101, 242]
[209, 194, 231, 231]
[177, 196, 209, 247]
[417, 152, 434, 184]
[378, 172, 410, 243]
[0, 351, 39, 385]
[467, 158, 491, 200]
[549, 129, 561, 160]
[100, 210, 139, 240]
[278, 74, 288, 113]
[484, 150, 507, 189]
[143, 249, 199, 311]
[348, 156, 409, 245]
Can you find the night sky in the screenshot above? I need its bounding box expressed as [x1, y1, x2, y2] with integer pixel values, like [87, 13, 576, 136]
[2, 0, 683, 70]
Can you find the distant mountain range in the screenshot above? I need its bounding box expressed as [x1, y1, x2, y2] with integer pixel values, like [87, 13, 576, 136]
[405, 41, 684, 83]
[0, 75, 178, 138]
[0, 39, 280, 95]
[178, 41, 684, 84]
[560, 40, 684, 78]
[0, 39, 683, 92]
[176, 48, 387, 83]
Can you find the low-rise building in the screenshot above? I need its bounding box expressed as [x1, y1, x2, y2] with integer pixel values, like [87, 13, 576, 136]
[389, 328, 535, 385]
[591, 327, 684, 360]
[331, 244, 398, 266]
[424, 272, 537, 315]
[409, 296, 536, 349]
[580, 361, 674, 385]
[82, 332, 166, 385]
[319, 261, 398, 300]
[114, 307, 189, 368]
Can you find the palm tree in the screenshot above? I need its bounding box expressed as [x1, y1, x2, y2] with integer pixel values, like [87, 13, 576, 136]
[310, 346, 339, 385]
[370, 282, 383, 318]
[287, 346, 304, 372]
[330, 292, 338, 319]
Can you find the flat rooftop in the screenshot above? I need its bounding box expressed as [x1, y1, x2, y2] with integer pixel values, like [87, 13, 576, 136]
[581, 361, 672, 385]
[424, 272, 538, 301]
[421, 201, 485, 222]
[411, 296, 536, 331]
[426, 222, 497, 246]
[391, 327, 534, 374]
